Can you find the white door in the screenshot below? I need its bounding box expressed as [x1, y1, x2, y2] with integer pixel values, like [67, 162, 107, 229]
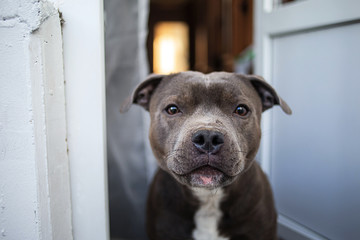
[255, 0, 360, 239]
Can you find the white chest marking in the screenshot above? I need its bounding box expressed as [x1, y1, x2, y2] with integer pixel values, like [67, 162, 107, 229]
[204, 75, 212, 88]
[192, 188, 229, 240]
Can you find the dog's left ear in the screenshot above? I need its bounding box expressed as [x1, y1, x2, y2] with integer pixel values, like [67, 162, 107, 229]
[248, 75, 292, 115]
[120, 74, 165, 112]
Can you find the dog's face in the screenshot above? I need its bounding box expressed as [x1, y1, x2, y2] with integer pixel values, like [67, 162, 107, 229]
[121, 71, 291, 189]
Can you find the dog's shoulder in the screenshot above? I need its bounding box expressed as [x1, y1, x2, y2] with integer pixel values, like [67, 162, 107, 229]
[146, 169, 199, 240]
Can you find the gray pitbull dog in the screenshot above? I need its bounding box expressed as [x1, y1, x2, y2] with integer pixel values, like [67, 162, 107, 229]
[121, 71, 291, 240]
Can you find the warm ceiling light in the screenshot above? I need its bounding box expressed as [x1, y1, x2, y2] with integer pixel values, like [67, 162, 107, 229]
[153, 22, 189, 74]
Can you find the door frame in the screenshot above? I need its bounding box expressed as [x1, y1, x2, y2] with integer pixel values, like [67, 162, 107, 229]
[60, 0, 109, 239]
[254, 0, 360, 239]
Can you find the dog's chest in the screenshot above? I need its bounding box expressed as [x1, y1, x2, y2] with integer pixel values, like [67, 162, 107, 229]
[192, 188, 229, 240]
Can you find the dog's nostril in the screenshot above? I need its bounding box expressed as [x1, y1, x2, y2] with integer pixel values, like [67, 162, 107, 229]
[212, 134, 224, 146]
[193, 134, 205, 145]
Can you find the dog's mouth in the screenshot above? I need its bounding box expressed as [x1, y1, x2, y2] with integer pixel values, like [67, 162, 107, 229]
[179, 165, 229, 189]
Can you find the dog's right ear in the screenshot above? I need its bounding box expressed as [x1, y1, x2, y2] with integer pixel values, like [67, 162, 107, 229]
[120, 74, 165, 112]
[248, 75, 292, 115]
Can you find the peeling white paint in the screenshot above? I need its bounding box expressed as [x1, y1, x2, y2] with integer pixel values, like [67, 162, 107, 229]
[0, 12, 40, 240]
[0, 0, 56, 32]
[0, 1, 72, 240]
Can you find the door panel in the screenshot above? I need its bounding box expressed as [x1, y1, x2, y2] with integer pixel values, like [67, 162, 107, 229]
[254, 0, 360, 239]
[272, 22, 360, 240]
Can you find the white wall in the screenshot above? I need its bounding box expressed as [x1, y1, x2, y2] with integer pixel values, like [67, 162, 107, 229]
[0, 1, 72, 239]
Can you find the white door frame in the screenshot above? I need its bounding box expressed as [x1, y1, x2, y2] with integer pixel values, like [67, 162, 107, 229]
[254, 0, 360, 239]
[60, 0, 109, 239]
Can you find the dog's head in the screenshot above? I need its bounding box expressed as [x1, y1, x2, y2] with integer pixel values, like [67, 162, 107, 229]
[121, 71, 291, 189]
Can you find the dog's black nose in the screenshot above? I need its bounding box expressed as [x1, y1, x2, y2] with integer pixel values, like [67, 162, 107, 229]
[191, 130, 224, 154]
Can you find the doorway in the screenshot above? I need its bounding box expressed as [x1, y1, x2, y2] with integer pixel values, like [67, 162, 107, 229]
[104, 1, 255, 239]
[148, 0, 254, 74]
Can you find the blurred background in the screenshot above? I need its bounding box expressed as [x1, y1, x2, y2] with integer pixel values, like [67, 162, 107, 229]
[104, 0, 360, 239]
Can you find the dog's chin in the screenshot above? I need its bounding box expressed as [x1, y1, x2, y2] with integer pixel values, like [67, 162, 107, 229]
[174, 166, 234, 189]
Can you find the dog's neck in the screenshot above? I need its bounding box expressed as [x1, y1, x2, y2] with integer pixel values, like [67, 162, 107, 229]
[191, 188, 229, 240]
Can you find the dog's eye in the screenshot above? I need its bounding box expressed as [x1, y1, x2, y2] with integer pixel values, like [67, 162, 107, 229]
[165, 105, 181, 115]
[234, 105, 249, 117]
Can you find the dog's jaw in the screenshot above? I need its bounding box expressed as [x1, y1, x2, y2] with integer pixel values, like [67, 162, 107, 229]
[172, 165, 231, 189]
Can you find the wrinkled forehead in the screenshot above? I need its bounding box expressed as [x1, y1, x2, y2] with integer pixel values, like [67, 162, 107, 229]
[154, 71, 255, 103]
